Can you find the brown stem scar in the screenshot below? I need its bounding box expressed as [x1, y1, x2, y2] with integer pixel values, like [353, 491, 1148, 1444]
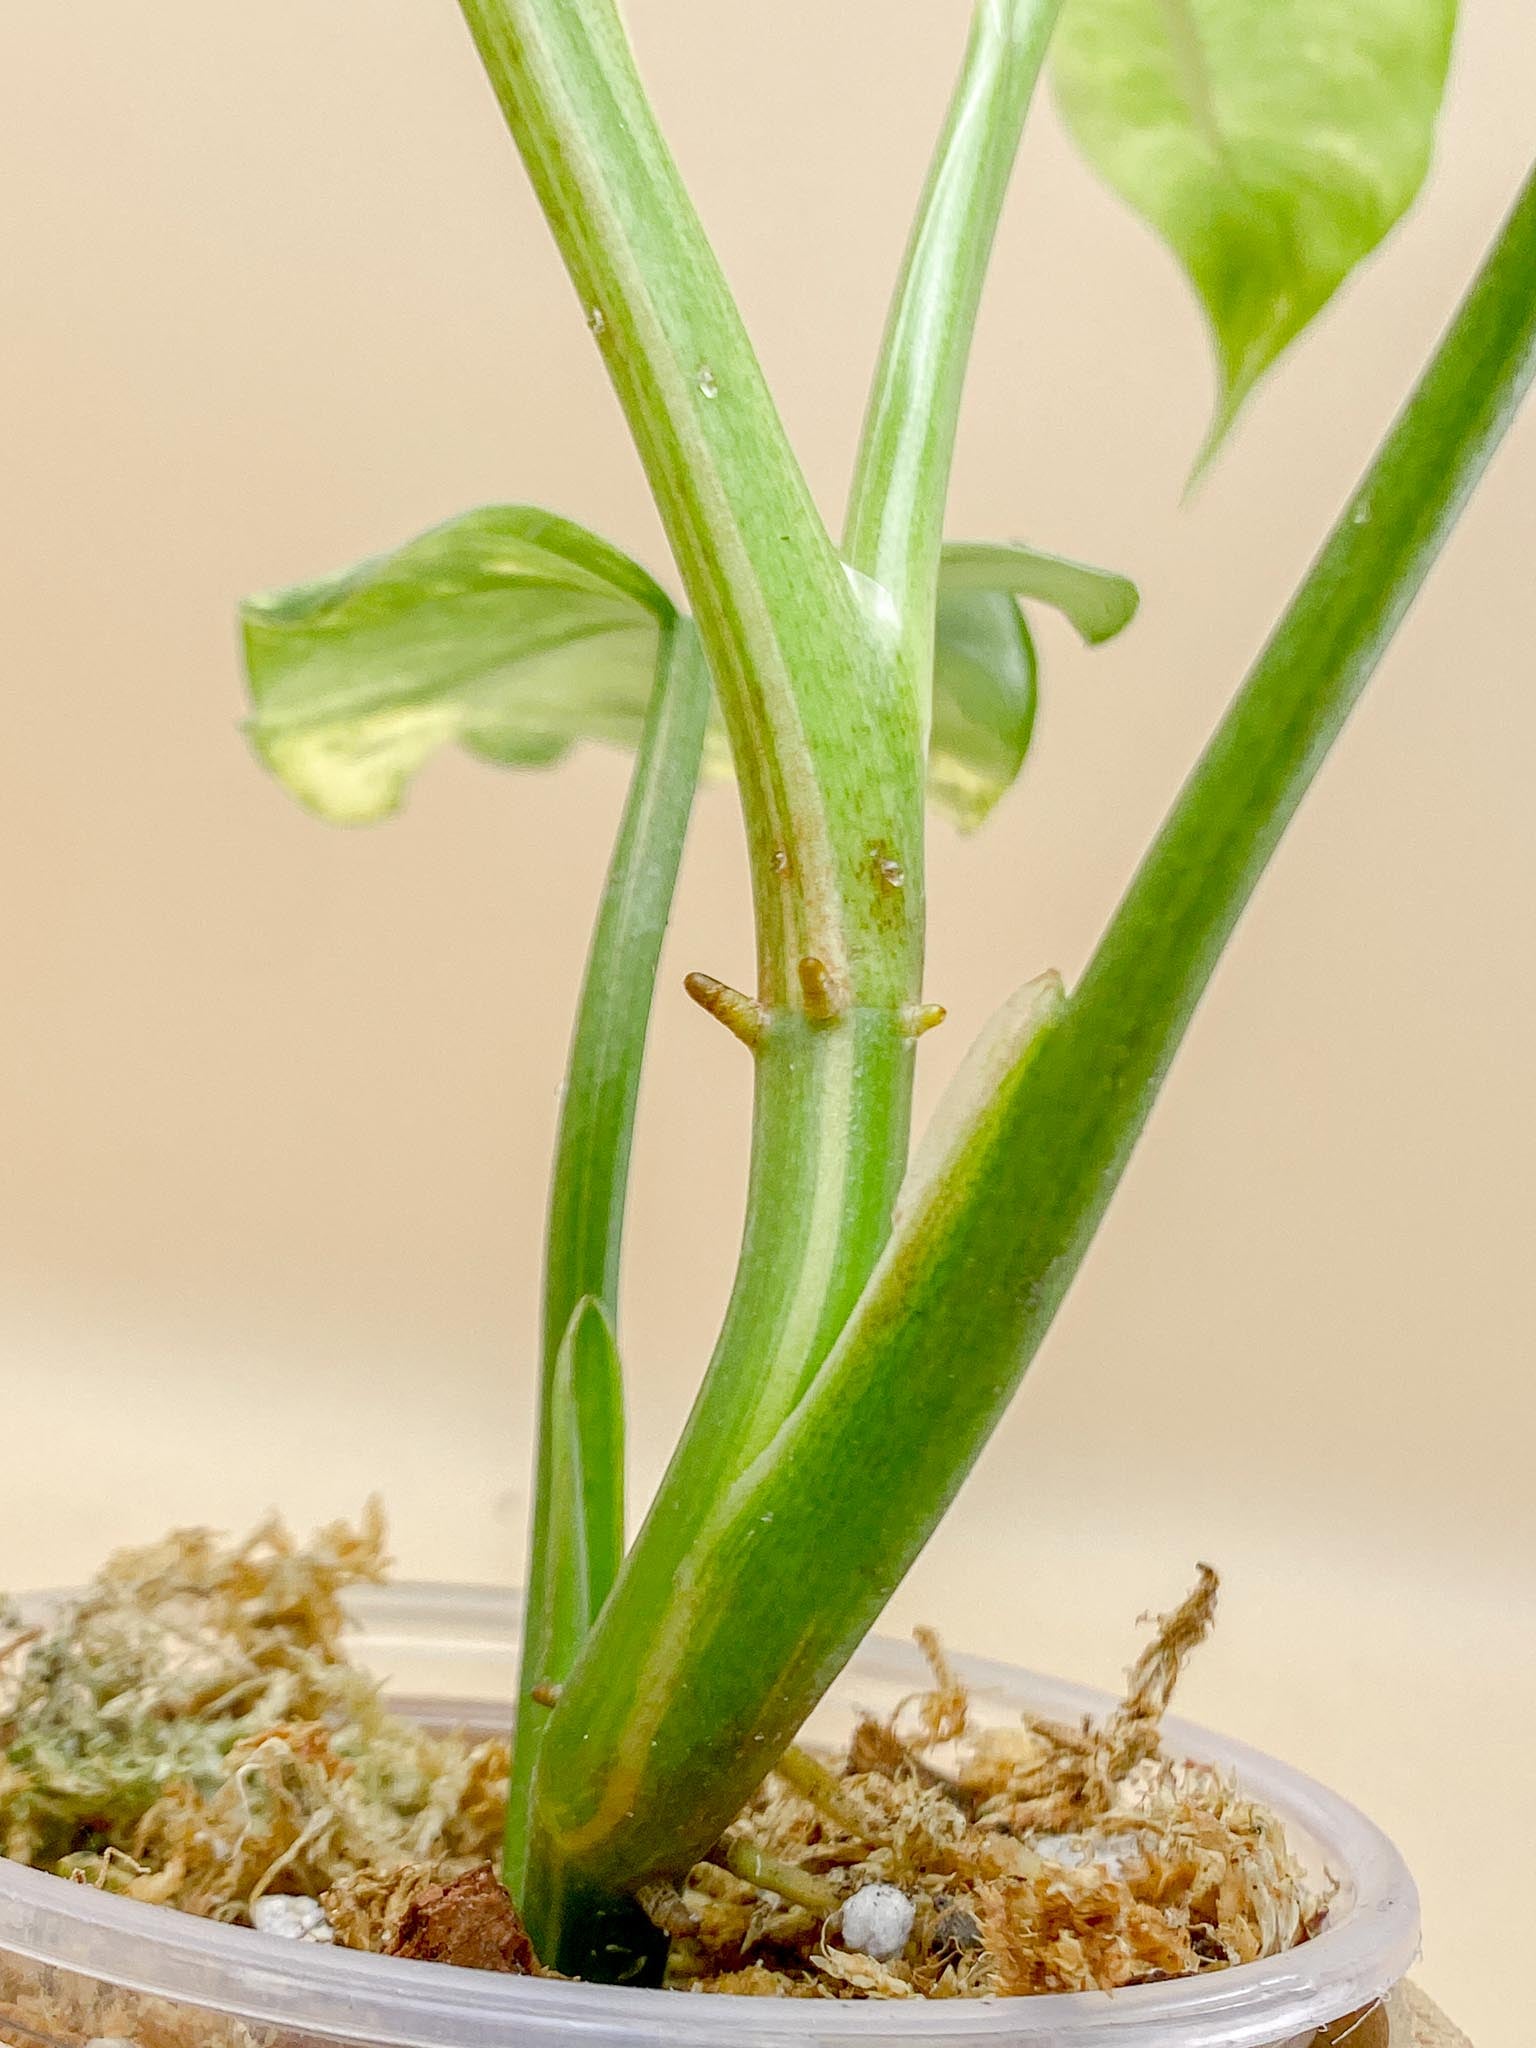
[797, 955, 849, 1023]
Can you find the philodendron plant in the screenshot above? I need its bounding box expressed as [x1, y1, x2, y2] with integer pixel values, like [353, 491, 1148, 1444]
[239, 0, 1532, 1985]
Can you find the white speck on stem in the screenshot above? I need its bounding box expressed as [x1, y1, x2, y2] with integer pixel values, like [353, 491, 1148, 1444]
[587, 305, 606, 337]
[1351, 501, 1373, 526]
[696, 364, 719, 398]
[841, 560, 901, 639]
[840, 1882, 914, 1962]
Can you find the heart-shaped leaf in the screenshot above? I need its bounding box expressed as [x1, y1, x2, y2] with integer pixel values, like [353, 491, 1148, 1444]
[242, 510, 1137, 829]
[1052, 0, 1458, 449]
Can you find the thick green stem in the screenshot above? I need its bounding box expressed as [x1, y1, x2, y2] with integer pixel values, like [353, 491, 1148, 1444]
[509, 0, 1070, 1975]
[527, 159, 1536, 1933]
[505, 617, 709, 1898]
[456, 0, 922, 1006]
[454, 0, 923, 1527]
[455, 0, 930, 1962]
[558, 0, 1065, 1599]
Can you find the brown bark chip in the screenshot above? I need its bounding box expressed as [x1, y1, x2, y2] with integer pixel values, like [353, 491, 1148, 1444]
[384, 1864, 537, 1974]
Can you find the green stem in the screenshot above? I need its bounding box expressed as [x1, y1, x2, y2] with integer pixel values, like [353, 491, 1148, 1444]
[455, 0, 921, 1006]
[844, 0, 1064, 687]
[505, 617, 708, 1897]
[723, 1840, 839, 1919]
[456, 0, 929, 1960]
[527, 158, 1536, 1928]
[512, 0, 1073, 1975]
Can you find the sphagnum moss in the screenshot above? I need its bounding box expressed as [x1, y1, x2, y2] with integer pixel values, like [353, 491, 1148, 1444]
[3, 1518, 1316, 2001]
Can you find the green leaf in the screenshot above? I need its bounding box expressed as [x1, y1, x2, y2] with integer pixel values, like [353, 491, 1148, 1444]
[241, 512, 1135, 834]
[242, 506, 673, 824]
[1052, 0, 1458, 447]
[929, 541, 1138, 828]
[929, 591, 1038, 830]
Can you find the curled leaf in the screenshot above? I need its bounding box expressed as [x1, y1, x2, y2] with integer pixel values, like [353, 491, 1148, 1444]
[242, 506, 671, 824]
[929, 540, 1138, 828]
[939, 541, 1139, 644]
[929, 591, 1038, 831]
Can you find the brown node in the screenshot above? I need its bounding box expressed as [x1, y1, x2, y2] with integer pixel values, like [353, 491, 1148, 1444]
[797, 955, 849, 1023]
[684, 971, 766, 1048]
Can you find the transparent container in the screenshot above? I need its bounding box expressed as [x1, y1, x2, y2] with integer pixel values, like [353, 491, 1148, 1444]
[0, 1584, 1418, 2048]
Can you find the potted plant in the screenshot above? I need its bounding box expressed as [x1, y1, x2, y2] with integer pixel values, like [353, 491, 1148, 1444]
[0, 0, 1525, 2041]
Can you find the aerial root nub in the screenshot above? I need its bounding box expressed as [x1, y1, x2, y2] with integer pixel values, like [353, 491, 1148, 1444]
[684, 971, 766, 1048]
[903, 1002, 948, 1038]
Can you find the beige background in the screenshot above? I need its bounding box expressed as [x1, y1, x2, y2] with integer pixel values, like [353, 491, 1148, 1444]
[1, 4, 1531, 2039]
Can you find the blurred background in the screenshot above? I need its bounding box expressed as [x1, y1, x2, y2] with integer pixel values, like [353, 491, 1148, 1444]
[1, 4, 1531, 2037]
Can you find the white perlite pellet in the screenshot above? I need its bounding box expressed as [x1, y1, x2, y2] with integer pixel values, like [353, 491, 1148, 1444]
[250, 1894, 335, 1943]
[839, 1882, 915, 1962]
[1032, 1829, 1144, 1877]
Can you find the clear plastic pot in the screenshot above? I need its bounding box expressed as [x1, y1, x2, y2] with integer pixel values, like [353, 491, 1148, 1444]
[0, 1583, 1418, 2048]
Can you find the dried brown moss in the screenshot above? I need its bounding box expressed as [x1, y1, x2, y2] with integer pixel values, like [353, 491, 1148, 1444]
[666, 1565, 1324, 1998]
[2, 1525, 1318, 2005]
